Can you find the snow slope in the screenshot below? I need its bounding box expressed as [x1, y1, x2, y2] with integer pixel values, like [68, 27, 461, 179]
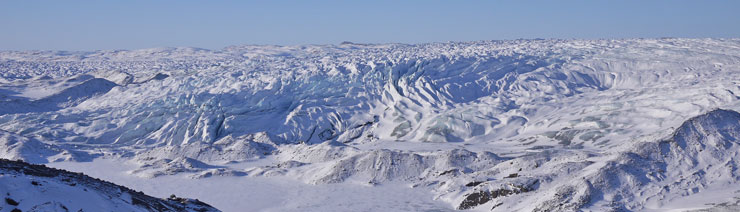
[0, 159, 219, 212]
[2, 38, 740, 211]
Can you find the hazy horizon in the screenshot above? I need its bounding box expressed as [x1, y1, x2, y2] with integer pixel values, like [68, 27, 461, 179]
[2, 37, 740, 52]
[2, 0, 740, 51]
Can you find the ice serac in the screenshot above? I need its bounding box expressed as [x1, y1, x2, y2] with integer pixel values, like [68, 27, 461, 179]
[0, 159, 220, 212]
[3, 39, 740, 166]
[0, 41, 594, 161]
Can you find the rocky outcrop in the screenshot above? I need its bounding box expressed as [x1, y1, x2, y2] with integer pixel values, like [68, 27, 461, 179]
[458, 179, 538, 210]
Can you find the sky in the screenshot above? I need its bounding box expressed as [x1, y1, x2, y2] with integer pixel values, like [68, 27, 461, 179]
[1, 0, 739, 51]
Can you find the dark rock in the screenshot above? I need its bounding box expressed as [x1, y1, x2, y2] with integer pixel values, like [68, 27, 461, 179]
[5, 197, 19, 206]
[465, 181, 484, 187]
[28, 201, 69, 212]
[439, 169, 458, 176]
[457, 180, 538, 210]
[459, 190, 490, 210]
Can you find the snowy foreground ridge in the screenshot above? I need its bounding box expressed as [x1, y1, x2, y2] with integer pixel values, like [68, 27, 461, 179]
[2, 38, 740, 211]
[0, 159, 219, 212]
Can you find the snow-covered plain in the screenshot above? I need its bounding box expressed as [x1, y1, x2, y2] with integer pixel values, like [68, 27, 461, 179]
[3, 38, 740, 211]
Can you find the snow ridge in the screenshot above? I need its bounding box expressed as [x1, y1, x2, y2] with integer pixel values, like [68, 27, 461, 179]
[0, 158, 220, 212]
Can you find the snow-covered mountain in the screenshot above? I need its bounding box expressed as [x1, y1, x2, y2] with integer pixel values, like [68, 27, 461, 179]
[2, 38, 740, 211]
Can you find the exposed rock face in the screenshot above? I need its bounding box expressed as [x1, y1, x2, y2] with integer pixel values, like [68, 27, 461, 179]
[457, 179, 538, 210]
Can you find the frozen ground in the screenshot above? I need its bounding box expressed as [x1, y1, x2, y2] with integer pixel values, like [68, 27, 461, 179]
[50, 159, 453, 212]
[2, 38, 740, 211]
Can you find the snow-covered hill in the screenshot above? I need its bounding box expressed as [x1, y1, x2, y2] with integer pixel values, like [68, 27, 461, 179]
[0, 159, 219, 212]
[2, 38, 740, 211]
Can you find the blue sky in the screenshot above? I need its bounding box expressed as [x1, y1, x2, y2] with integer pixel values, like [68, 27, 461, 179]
[1, 0, 739, 51]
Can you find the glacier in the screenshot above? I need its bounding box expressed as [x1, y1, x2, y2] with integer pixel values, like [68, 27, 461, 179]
[2, 38, 740, 211]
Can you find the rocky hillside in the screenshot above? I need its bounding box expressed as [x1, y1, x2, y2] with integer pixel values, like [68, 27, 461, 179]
[0, 159, 220, 212]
